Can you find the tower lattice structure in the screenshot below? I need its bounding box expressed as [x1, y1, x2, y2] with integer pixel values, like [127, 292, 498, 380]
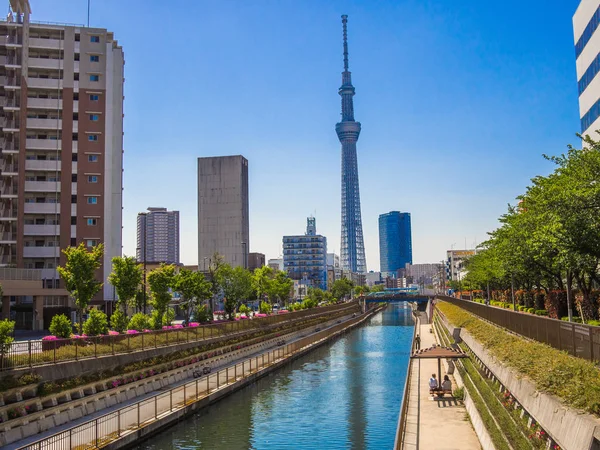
[336, 14, 366, 273]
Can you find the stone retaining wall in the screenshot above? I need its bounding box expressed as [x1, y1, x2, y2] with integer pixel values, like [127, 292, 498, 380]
[436, 308, 600, 450]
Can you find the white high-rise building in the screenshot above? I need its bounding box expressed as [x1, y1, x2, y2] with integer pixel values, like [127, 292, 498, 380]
[137, 207, 180, 265]
[574, 1, 600, 136]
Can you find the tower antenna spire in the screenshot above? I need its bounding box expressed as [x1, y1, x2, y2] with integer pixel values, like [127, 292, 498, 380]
[342, 14, 349, 72]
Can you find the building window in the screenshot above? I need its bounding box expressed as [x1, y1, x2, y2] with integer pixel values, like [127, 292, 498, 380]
[89, 75, 99, 82]
[88, 134, 99, 141]
[90, 36, 100, 43]
[89, 114, 99, 121]
[88, 175, 98, 183]
[90, 55, 99, 62]
[86, 239, 98, 247]
[87, 196, 98, 204]
[88, 155, 98, 162]
[89, 94, 99, 101]
[87, 218, 97, 226]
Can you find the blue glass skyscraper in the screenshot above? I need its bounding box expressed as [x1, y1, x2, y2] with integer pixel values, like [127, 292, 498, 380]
[379, 212, 412, 275]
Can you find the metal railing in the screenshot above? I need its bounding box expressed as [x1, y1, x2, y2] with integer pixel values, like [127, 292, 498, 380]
[394, 311, 418, 449]
[17, 316, 360, 450]
[0, 302, 359, 371]
[439, 296, 600, 362]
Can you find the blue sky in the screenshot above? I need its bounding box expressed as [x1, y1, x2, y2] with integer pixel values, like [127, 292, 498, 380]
[33, 0, 581, 270]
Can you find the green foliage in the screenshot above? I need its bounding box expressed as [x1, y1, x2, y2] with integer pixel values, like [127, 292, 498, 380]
[331, 278, 353, 300]
[173, 268, 212, 322]
[252, 266, 274, 301]
[57, 243, 104, 329]
[162, 307, 175, 327]
[108, 256, 143, 312]
[259, 301, 271, 314]
[301, 297, 318, 309]
[354, 285, 370, 296]
[215, 264, 253, 319]
[82, 308, 108, 336]
[193, 304, 212, 323]
[534, 310, 548, 316]
[439, 301, 600, 416]
[0, 319, 14, 353]
[148, 264, 175, 327]
[452, 386, 464, 401]
[128, 312, 150, 331]
[238, 304, 250, 315]
[49, 314, 72, 338]
[370, 284, 385, 293]
[110, 309, 129, 333]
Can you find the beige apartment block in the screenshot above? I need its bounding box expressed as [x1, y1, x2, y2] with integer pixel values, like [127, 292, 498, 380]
[0, 1, 124, 329]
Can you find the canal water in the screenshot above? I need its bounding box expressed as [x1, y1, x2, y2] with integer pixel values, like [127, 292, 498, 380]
[138, 304, 414, 450]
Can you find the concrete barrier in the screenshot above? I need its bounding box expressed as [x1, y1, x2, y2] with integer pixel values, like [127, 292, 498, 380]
[436, 309, 600, 450]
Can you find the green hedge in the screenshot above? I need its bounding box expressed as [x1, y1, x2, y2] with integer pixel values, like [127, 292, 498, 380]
[438, 301, 600, 416]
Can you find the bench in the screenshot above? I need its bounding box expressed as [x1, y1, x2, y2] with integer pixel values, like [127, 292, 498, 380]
[192, 366, 212, 378]
[430, 388, 453, 397]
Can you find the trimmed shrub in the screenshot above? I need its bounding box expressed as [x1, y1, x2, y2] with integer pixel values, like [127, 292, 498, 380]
[110, 309, 129, 333]
[193, 305, 212, 323]
[534, 309, 548, 316]
[128, 313, 150, 332]
[437, 301, 600, 416]
[259, 301, 272, 314]
[561, 316, 582, 323]
[526, 307, 535, 314]
[83, 308, 108, 336]
[545, 290, 567, 319]
[162, 307, 175, 327]
[49, 314, 72, 338]
[0, 319, 15, 353]
[588, 320, 600, 327]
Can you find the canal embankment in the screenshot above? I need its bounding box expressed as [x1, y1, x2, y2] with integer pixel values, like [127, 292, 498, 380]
[13, 306, 383, 450]
[435, 299, 600, 450]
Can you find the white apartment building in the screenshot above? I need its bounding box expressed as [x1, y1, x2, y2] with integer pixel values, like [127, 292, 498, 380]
[574, 0, 600, 136]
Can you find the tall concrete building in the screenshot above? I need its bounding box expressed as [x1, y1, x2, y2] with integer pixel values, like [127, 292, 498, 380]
[0, 0, 124, 328]
[197, 155, 249, 268]
[574, 1, 600, 136]
[379, 212, 412, 276]
[136, 207, 180, 265]
[336, 15, 366, 274]
[283, 217, 328, 290]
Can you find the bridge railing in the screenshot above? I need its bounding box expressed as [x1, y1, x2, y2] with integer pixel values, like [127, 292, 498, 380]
[438, 295, 600, 363]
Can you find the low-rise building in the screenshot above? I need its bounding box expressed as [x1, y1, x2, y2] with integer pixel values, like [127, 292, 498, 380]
[248, 253, 265, 271]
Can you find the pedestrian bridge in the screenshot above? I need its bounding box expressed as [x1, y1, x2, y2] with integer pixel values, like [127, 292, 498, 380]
[362, 288, 430, 303]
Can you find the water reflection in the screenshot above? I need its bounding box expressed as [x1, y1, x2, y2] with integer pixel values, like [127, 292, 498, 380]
[138, 304, 414, 450]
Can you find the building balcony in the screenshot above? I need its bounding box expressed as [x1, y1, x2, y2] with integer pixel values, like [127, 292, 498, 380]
[3, 120, 20, 132]
[25, 159, 60, 171]
[0, 164, 18, 175]
[28, 37, 62, 50]
[23, 224, 59, 236]
[0, 208, 18, 220]
[24, 180, 60, 192]
[26, 138, 61, 150]
[27, 118, 62, 129]
[27, 97, 62, 110]
[28, 57, 62, 70]
[0, 186, 18, 198]
[0, 232, 17, 243]
[27, 77, 62, 90]
[23, 246, 60, 258]
[5, 77, 21, 89]
[24, 202, 59, 214]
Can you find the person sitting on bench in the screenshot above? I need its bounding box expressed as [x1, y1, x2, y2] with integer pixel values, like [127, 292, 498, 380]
[437, 375, 453, 397]
[428, 374, 438, 394]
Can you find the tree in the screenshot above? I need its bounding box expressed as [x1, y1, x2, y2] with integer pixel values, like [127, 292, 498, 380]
[173, 268, 212, 323]
[0, 318, 14, 355]
[371, 284, 385, 293]
[83, 308, 108, 336]
[272, 271, 293, 306]
[331, 278, 353, 300]
[108, 256, 143, 315]
[147, 264, 175, 329]
[57, 243, 104, 331]
[354, 285, 370, 296]
[215, 264, 253, 319]
[252, 266, 273, 302]
[49, 314, 72, 338]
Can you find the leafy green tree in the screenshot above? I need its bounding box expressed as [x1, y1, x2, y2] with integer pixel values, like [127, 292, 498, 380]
[216, 264, 253, 319]
[193, 304, 212, 323]
[370, 284, 385, 293]
[354, 285, 370, 296]
[259, 301, 272, 314]
[49, 314, 72, 338]
[108, 256, 143, 315]
[173, 268, 212, 323]
[57, 243, 104, 331]
[110, 309, 129, 333]
[147, 264, 175, 329]
[162, 307, 175, 326]
[252, 266, 274, 302]
[83, 308, 108, 336]
[273, 271, 293, 306]
[331, 278, 353, 300]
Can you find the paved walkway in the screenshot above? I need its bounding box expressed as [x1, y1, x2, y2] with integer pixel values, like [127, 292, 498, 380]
[403, 319, 480, 450]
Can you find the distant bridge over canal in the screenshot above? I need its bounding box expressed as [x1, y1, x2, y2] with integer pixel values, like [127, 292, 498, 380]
[361, 287, 431, 303]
